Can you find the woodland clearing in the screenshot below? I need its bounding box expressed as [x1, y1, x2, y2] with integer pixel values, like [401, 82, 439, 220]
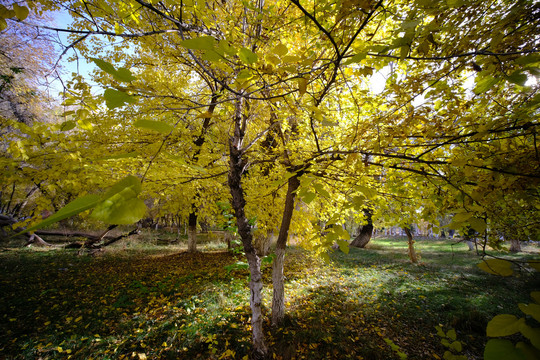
[1, 235, 539, 360]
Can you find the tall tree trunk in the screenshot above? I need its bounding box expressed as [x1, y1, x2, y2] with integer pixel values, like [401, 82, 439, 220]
[228, 96, 267, 359]
[187, 211, 197, 252]
[272, 174, 300, 326]
[404, 227, 418, 264]
[350, 208, 373, 248]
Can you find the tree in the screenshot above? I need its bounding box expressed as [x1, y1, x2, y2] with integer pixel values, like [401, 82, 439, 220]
[349, 208, 374, 248]
[7, 0, 540, 358]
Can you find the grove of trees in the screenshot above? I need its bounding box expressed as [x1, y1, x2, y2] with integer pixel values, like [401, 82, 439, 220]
[1, 0, 539, 358]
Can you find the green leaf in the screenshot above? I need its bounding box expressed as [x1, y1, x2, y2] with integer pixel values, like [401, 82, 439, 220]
[0, 5, 15, 19]
[272, 43, 288, 57]
[473, 75, 499, 94]
[336, 239, 350, 254]
[101, 151, 139, 160]
[91, 58, 117, 76]
[518, 303, 540, 322]
[515, 54, 540, 65]
[486, 314, 523, 337]
[520, 324, 540, 350]
[60, 121, 77, 131]
[478, 259, 514, 277]
[450, 341, 462, 352]
[516, 341, 540, 360]
[104, 89, 136, 109]
[102, 175, 142, 199]
[179, 36, 216, 51]
[320, 252, 331, 263]
[0, 18, 6, 32]
[91, 58, 136, 82]
[531, 291, 540, 304]
[201, 50, 223, 62]
[313, 183, 330, 199]
[19, 195, 102, 235]
[114, 67, 137, 82]
[13, 4, 29, 21]
[446, 329, 457, 341]
[436, 326, 446, 338]
[297, 77, 307, 96]
[134, 120, 174, 134]
[484, 339, 525, 360]
[218, 40, 237, 56]
[302, 191, 317, 204]
[91, 176, 146, 225]
[469, 217, 487, 233]
[238, 47, 258, 65]
[447, 0, 465, 7]
[453, 212, 473, 223]
[345, 52, 367, 65]
[355, 185, 376, 199]
[507, 71, 528, 86]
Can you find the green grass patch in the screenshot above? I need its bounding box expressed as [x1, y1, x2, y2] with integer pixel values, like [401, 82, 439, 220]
[0, 236, 539, 359]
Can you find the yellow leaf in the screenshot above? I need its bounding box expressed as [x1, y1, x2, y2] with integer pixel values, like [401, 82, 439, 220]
[478, 259, 513, 276]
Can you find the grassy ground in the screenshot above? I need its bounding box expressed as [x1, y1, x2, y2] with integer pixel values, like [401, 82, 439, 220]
[0, 234, 539, 359]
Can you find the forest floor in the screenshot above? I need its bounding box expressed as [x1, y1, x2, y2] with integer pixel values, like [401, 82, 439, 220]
[1, 235, 539, 359]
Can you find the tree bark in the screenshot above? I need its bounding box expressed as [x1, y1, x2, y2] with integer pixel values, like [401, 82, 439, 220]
[272, 174, 300, 326]
[509, 238, 521, 253]
[228, 96, 267, 359]
[350, 208, 373, 248]
[187, 211, 197, 252]
[404, 227, 418, 264]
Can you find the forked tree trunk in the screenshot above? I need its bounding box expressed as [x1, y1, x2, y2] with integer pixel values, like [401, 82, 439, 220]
[404, 227, 418, 264]
[350, 208, 373, 248]
[272, 174, 300, 326]
[228, 96, 267, 359]
[187, 212, 197, 252]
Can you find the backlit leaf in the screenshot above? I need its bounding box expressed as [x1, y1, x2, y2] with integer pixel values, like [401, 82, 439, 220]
[272, 43, 288, 57]
[520, 324, 540, 349]
[134, 120, 174, 134]
[516, 54, 540, 65]
[486, 314, 522, 337]
[60, 121, 76, 131]
[474, 75, 499, 94]
[19, 194, 102, 235]
[91, 58, 117, 76]
[13, 4, 29, 21]
[507, 71, 528, 86]
[179, 36, 216, 51]
[104, 89, 136, 109]
[469, 217, 487, 233]
[478, 259, 513, 277]
[355, 185, 376, 199]
[91, 176, 146, 225]
[302, 191, 317, 204]
[336, 239, 350, 254]
[518, 303, 540, 322]
[114, 67, 137, 82]
[238, 47, 258, 65]
[298, 77, 307, 96]
[346, 52, 367, 65]
[453, 212, 472, 223]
